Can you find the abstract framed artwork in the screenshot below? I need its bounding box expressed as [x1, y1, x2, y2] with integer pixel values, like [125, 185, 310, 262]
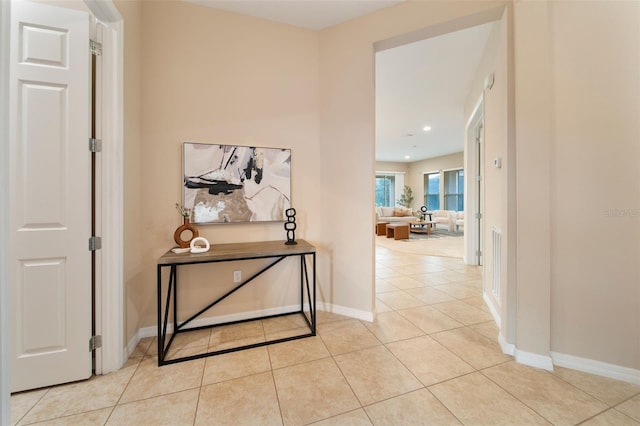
[182, 142, 291, 224]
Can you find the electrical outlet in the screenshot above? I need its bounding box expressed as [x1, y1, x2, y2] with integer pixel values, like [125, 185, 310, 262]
[233, 270, 241, 283]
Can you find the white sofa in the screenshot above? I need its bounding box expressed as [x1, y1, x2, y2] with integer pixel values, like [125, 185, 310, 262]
[375, 206, 417, 223]
[431, 210, 456, 231]
[455, 211, 464, 231]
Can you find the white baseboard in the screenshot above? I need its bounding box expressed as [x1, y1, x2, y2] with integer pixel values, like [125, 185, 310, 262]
[494, 319, 553, 371]
[498, 331, 515, 356]
[551, 351, 640, 385]
[483, 292, 501, 328]
[465, 293, 639, 384]
[124, 303, 374, 359]
[125, 305, 302, 358]
[515, 349, 554, 371]
[493, 338, 639, 384]
[125, 332, 140, 359]
[136, 304, 303, 339]
[319, 301, 374, 322]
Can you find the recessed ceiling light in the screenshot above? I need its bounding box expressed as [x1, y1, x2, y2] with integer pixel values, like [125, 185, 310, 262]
[423, 126, 432, 132]
[404, 155, 411, 159]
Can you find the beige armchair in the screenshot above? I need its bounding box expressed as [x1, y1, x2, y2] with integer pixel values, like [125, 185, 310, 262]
[432, 210, 456, 231]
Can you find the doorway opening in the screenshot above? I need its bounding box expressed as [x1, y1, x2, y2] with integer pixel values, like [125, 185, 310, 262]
[373, 15, 503, 314]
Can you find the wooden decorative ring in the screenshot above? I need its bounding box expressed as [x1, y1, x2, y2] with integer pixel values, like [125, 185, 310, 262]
[174, 221, 199, 248]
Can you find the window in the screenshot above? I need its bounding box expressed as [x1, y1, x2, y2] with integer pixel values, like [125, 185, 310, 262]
[444, 169, 464, 211]
[424, 173, 440, 210]
[375, 174, 395, 207]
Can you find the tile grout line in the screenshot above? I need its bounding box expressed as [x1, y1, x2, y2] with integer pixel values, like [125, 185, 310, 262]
[476, 365, 560, 425]
[264, 343, 286, 425]
[365, 266, 487, 425]
[12, 387, 51, 426]
[376, 249, 522, 425]
[191, 336, 209, 426]
[549, 369, 640, 410]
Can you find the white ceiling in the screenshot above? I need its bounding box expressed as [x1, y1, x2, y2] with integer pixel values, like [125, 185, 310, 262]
[376, 22, 497, 163]
[184, 0, 405, 31]
[183, 1, 497, 164]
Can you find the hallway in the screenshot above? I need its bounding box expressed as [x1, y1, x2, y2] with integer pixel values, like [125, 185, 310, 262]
[10, 246, 640, 425]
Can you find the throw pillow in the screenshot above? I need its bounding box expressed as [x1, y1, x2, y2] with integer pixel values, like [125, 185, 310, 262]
[381, 207, 394, 217]
[393, 208, 410, 217]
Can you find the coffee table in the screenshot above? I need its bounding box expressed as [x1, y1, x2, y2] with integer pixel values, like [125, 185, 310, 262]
[376, 221, 389, 236]
[386, 223, 409, 240]
[409, 220, 436, 235]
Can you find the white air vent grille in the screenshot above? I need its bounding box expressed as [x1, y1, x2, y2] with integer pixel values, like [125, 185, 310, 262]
[491, 227, 502, 301]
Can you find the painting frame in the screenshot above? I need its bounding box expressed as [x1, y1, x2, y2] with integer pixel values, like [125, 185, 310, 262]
[182, 142, 291, 224]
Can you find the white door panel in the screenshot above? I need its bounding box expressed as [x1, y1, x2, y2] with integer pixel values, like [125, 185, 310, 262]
[10, 1, 91, 392]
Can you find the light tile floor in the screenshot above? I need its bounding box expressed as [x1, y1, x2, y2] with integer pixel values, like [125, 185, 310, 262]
[11, 242, 640, 425]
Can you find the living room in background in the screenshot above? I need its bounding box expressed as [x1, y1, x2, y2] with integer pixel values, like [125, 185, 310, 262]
[424, 172, 440, 210]
[444, 168, 464, 211]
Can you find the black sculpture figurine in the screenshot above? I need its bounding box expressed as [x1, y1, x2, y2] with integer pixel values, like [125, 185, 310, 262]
[420, 205, 428, 221]
[284, 208, 297, 245]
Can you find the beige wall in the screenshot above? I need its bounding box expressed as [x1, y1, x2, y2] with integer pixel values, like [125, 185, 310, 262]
[475, 7, 517, 351]
[514, 1, 552, 361]
[118, 1, 321, 340]
[115, 0, 640, 373]
[115, 0, 144, 344]
[375, 161, 409, 174]
[406, 152, 463, 210]
[547, 1, 639, 368]
[514, 1, 639, 369]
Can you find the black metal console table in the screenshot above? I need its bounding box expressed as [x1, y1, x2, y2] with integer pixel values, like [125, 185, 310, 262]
[157, 240, 316, 366]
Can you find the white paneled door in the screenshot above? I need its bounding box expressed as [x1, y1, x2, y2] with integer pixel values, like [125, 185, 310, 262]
[9, 1, 91, 392]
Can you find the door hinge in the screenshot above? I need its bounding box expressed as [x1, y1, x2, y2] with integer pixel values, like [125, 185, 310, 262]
[89, 236, 102, 251]
[476, 250, 483, 257]
[90, 40, 102, 56]
[475, 212, 483, 219]
[89, 138, 102, 153]
[475, 175, 482, 182]
[89, 335, 102, 352]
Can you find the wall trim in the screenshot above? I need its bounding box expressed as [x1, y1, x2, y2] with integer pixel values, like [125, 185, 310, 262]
[464, 94, 484, 266]
[551, 351, 640, 386]
[515, 349, 554, 371]
[126, 305, 373, 358]
[483, 292, 501, 328]
[374, 5, 506, 52]
[495, 324, 638, 384]
[320, 302, 374, 323]
[0, 1, 11, 423]
[498, 331, 515, 356]
[126, 332, 139, 360]
[84, 0, 124, 375]
[128, 305, 313, 356]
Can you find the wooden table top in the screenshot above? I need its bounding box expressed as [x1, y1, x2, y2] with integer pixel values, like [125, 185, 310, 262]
[158, 239, 315, 265]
